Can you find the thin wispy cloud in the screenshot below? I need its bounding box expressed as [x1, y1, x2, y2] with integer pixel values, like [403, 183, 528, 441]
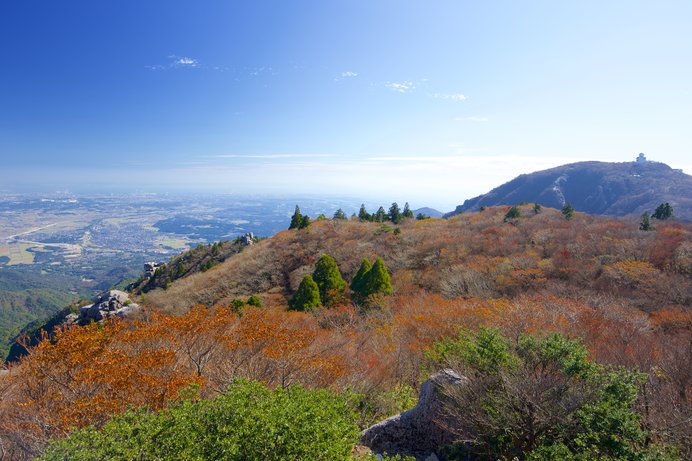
[433, 92, 467, 101]
[172, 56, 198, 67]
[146, 55, 200, 70]
[145, 55, 230, 71]
[334, 71, 359, 82]
[454, 116, 488, 122]
[385, 81, 415, 93]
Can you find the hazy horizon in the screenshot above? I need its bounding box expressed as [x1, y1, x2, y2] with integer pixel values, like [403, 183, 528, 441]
[1, 1, 690, 211]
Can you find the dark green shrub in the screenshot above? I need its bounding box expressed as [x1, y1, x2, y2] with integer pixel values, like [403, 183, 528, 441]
[427, 329, 673, 460]
[41, 380, 360, 461]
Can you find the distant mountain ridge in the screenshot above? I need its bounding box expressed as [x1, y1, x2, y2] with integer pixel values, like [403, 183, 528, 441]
[447, 157, 692, 221]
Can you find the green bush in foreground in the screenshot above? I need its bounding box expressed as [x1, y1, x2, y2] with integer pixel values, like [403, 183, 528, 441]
[41, 380, 360, 461]
[428, 329, 679, 461]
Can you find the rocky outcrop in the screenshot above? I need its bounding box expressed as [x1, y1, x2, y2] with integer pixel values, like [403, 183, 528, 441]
[361, 369, 465, 460]
[71, 290, 141, 325]
[144, 262, 164, 278]
[240, 232, 255, 246]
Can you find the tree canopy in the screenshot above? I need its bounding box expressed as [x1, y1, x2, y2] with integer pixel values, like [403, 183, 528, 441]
[504, 205, 521, 222]
[652, 202, 674, 220]
[639, 211, 654, 231]
[350, 258, 372, 298]
[358, 204, 371, 221]
[312, 254, 347, 306]
[363, 257, 393, 297]
[289, 205, 303, 230]
[402, 202, 414, 219]
[374, 206, 387, 223]
[389, 203, 402, 224]
[289, 275, 321, 311]
[561, 203, 575, 220]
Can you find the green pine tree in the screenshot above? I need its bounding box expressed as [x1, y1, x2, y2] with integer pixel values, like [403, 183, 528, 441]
[389, 202, 402, 224]
[561, 203, 575, 220]
[639, 211, 654, 231]
[358, 204, 370, 221]
[312, 254, 347, 306]
[333, 208, 347, 220]
[374, 206, 387, 222]
[299, 214, 311, 229]
[652, 202, 674, 220]
[289, 205, 303, 229]
[350, 258, 372, 298]
[533, 203, 542, 214]
[288, 275, 321, 311]
[363, 257, 393, 297]
[402, 202, 414, 219]
[504, 205, 521, 222]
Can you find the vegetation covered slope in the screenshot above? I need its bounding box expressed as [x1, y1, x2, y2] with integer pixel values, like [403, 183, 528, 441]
[130, 238, 252, 293]
[145, 205, 691, 314]
[447, 160, 692, 221]
[0, 267, 85, 360]
[1, 206, 690, 459]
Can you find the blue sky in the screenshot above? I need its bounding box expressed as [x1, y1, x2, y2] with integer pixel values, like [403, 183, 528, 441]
[1, 1, 690, 210]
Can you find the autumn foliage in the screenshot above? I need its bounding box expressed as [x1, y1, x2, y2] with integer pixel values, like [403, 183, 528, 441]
[0, 206, 689, 459]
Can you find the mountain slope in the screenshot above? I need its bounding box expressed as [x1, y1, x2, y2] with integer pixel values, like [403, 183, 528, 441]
[446, 159, 692, 220]
[144, 208, 691, 315]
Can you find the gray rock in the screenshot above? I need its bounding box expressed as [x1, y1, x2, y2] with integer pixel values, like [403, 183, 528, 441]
[64, 313, 79, 325]
[240, 232, 255, 246]
[361, 369, 465, 460]
[77, 290, 141, 324]
[144, 262, 164, 278]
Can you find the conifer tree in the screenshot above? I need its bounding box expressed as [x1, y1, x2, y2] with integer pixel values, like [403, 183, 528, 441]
[288, 275, 321, 311]
[350, 258, 372, 297]
[402, 202, 414, 219]
[374, 206, 387, 222]
[312, 254, 347, 306]
[533, 203, 542, 214]
[389, 202, 402, 224]
[504, 205, 521, 222]
[652, 202, 674, 220]
[333, 208, 347, 220]
[561, 203, 575, 220]
[358, 204, 370, 221]
[299, 214, 311, 229]
[289, 205, 303, 229]
[363, 257, 393, 296]
[639, 211, 654, 231]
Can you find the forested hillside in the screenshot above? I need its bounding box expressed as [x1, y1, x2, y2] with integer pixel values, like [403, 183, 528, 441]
[0, 268, 86, 360]
[1, 206, 689, 459]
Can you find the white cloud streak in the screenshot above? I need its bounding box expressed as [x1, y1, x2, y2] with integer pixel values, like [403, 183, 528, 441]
[334, 71, 359, 82]
[146, 55, 202, 71]
[385, 81, 416, 93]
[433, 93, 467, 101]
[172, 56, 198, 67]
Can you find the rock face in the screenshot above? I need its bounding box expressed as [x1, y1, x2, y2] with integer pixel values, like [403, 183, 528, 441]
[361, 369, 465, 460]
[75, 290, 141, 325]
[240, 232, 255, 246]
[144, 262, 164, 278]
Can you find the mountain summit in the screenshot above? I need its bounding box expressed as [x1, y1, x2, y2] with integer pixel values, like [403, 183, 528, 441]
[447, 155, 692, 220]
